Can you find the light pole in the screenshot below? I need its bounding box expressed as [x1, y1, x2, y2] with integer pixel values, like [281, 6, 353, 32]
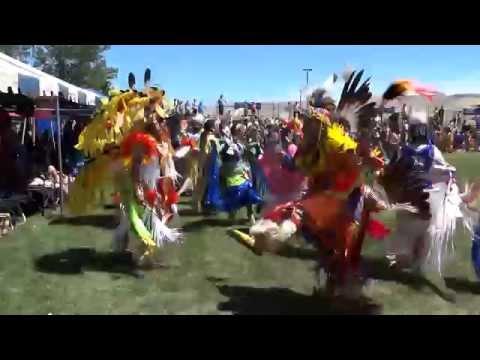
[302, 68, 312, 108]
[303, 68, 312, 86]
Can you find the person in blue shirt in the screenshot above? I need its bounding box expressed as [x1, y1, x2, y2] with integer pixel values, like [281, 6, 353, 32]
[218, 95, 226, 116]
[198, 101, 204, 115]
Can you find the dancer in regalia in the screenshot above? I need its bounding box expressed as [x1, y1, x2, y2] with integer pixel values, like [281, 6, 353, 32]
[203, 122, 262, 224]
[68, 70, 182, 266]
[383, 108, 480, 285]
[232, 71, 447, 298]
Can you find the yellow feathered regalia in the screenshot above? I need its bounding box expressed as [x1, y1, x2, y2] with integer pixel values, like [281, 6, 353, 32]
[68, 69, 182, 264]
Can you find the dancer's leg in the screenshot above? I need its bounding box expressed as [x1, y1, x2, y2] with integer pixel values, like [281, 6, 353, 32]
[112, 210, 130, 253]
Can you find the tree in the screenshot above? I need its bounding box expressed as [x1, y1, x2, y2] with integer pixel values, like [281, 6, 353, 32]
[0, 45, 34, 63]
[32, 45, 118, 95]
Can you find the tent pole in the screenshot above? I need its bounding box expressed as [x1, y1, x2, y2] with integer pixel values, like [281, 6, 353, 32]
[32, 117, 36, 146]
[50, 120, 56, 150]
[21, 117, 27, 145]
[56, 97, 64, 216]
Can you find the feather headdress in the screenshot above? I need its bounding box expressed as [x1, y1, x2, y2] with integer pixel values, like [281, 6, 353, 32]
[335, 70, 376, 134]
[75, 69, 169, 157]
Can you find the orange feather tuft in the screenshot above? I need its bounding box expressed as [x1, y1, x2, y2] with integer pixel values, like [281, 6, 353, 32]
[120, 131, 159, 161]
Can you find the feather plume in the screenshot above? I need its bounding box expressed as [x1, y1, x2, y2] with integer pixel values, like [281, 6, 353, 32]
[142, 207, 183, 247]
[139, 158, 161, 190]
[249, 219, 295, 253]
[382, 80, 413, 101]
[120, 131, 159, 162]
[174, 145, 192, 159]
[67, 155, 116, 215]
[128, 72, 136, 90]
[376, 151, 432, 219]
[336, 70, 376, 134]
[366, 219, 390, 240]
[144, 68, 151, 89]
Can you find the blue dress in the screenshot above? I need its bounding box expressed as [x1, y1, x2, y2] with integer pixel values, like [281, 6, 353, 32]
[203, 143, 262, 213]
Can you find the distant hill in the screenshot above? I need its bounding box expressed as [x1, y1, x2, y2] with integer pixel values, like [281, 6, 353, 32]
[202, 94, 480, 118]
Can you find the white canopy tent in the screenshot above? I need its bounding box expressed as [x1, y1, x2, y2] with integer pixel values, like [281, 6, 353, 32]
[0, 52, 103, 105]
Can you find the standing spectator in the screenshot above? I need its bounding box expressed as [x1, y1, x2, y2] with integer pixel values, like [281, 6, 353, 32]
[438, 106, 445, 127]
[198, 101, 205, 115]
[381, 125, 400, 160]
[453, 129, 465, 151]
[184, 100, 191, 116]
[218, 94, 226, 116]
[440, 127, 454, 153]
[294, 101, 300, 116]
[192, 99, 197, 112]
[177, 100, 183, 114]
[251, 102, 257, 116]
[475, 115, 480, 151]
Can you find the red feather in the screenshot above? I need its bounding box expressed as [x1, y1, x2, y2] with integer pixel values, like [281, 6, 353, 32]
[333, 170, 360, 192]
[144, 189, 158, 207]
[366, 219, 390, 240]
[120, 131, 159, 160]
[166, 191, 179, 206]
[157, 177, 179, 206]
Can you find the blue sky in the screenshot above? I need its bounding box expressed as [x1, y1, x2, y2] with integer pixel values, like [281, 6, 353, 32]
[106, 45, 480, 104]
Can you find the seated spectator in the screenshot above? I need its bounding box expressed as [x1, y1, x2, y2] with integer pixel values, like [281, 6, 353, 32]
[453, 129, 465, 151]
[467, 131, 477, 152]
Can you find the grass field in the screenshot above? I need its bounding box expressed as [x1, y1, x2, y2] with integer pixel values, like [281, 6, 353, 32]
[1, 152, 480, 315]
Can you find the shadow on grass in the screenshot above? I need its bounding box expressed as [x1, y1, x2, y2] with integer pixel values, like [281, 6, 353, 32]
[178, 208, 200, 217]
[362, 257, 455, 302]
[216, 285, 381, 315]
[34, 248, 144, 278]
[49, 215, 118, 230]
[444, 277, 480, 294]
[182, 218, 234, 232]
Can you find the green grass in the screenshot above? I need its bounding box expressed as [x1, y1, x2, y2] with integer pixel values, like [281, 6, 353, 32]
[1, 152, 480, 314]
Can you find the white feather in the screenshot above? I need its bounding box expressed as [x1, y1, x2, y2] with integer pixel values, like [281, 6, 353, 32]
[278, 220, 298, 242]
[322, 74, 337, 91]
[250, 219, 280, 240]
[139, 159, 161, 189]
[142, 207, 183, 247]
[339, 104, 359, 133]
[174, 146, 191, 159]
[162, 156, 182, 185]
[425, 180, 462, 275]
[177, 177, 193, 196]
[372, 181, 419, 214]
[250, 219, 297, 243]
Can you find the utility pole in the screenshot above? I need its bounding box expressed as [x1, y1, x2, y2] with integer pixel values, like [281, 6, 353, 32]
[303, 68, 312, 86]
[302, 68, 312, 109]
